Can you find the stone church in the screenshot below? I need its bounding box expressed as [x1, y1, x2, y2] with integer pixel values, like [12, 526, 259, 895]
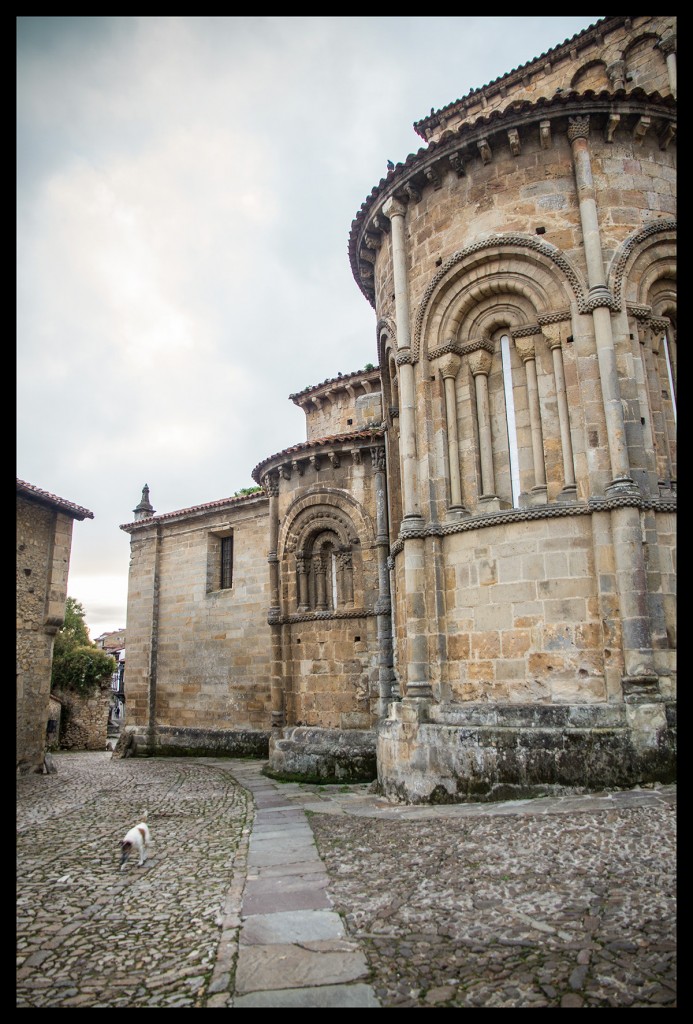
[120, 16, 676, 802]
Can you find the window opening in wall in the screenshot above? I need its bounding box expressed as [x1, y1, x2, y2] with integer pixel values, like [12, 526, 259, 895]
[331, 551, 338, 609]
[500, 334, 521, 506]
[220, 535, 233, 589]
[664, 333, 677, 423]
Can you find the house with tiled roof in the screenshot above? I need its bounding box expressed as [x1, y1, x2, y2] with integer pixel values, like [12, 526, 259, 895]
[16, 479, 94, 773]
[119, 17, 676, 799]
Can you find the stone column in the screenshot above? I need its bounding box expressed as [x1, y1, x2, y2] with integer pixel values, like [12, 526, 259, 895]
[568, 116, 633, 490]
[296, 555, 310, 612]
[514, 336, 547, 504]
[372, 445, 396, 715]
[645, 322, 675, 489]
[382, 196, 430, 701]
[658, 32, 677, 99]
[314, 555, 327, 610]
[542, 324, 577, 499]
[263, 472, 285, 728]
[438, 354, 468, 515]
[468, 347, 497, 503]
[382, 196, 422, 523]
[339, 550, 354, 606]
[567, 116, 657, 693]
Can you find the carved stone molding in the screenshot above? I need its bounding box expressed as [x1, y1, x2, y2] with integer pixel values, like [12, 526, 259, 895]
[413, 236, 586, 357]
[388, 494, 676, 555]
[395, 350, 415, 365]
[610, 220, 677, 309]
[583, 285, 618, 312]
[428, 336, 495, 362]
[627, 303, 653, 321]
[537, 309, 572, 326]
[511, 324, 542, 339]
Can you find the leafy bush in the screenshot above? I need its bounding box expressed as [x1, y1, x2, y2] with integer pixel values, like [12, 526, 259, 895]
[52, 645, 116, 697]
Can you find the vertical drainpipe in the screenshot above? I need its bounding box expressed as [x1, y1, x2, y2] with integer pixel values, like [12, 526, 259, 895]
[381, 196, 431, 700]
[264, 471, 285, 728]
[567, 116, 658, 693]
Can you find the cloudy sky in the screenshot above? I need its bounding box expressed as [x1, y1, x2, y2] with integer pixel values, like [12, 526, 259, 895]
[17, 16, 602, 639]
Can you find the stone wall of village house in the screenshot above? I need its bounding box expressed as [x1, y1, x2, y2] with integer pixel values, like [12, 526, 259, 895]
[55, 683, 112, 751]
[124, 497, 273, 736]
[420, 17, 675, 145]
[16, 496, 74, 771]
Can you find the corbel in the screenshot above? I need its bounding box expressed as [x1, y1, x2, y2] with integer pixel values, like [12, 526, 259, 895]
[477, 138, 492, 165]
[507, 128, 521, 157]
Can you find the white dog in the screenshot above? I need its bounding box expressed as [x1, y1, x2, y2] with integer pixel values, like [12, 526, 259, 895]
[120, 812, 151, 870]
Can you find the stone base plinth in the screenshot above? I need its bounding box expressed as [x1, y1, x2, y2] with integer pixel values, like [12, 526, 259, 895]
[112, 725, 270, 759]
[267, 726, 377, 783]
[376, 701, 676, 804]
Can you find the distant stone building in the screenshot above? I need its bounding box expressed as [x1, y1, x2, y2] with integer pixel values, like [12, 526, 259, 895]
[120, 16, 676, 800]
[16, 479, 94, 774]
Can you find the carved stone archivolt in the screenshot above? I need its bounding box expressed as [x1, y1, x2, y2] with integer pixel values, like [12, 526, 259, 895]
[609, 220, 677, 309]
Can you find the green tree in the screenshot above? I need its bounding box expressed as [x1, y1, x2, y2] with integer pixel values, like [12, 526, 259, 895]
[51, 597, 116, 697]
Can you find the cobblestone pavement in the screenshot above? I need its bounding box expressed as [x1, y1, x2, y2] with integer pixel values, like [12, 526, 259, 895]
[309, 795, 677, 1008]
[17, 752, 251, 1008]
[17, 753, 676, 1008]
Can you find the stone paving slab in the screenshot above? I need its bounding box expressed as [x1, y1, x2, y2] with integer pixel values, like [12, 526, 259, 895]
[233, 983, 381, 1007]
[234, 939, 370, 993]
[241, 909, 346, 945]
[241, 876, 332, 916]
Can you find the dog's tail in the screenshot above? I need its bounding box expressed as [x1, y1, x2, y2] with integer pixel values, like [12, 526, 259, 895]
[141, 810, 148, 822]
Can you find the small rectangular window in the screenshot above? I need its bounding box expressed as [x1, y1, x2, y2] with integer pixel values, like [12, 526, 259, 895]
[220, 535, 233, 589]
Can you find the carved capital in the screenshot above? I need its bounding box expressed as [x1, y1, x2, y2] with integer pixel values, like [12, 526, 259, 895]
[541, 323, 564, 350]
[438, 353, 461, 379]
[606, 59, 626, 89]
[263, 472, 279, 498]
[514, 337, 536, 363]
[657, 32, 676, 56]
[467, 349, 493, 377]
[395, 350, 415, 366]
[371, 446, 386, 472]
[567, 116, 590, 142]
[382, 196, 406, 220]
[584, 285, 615, 311]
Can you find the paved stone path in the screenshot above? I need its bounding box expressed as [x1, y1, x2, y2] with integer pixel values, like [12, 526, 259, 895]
[17, 752, 676, 1008]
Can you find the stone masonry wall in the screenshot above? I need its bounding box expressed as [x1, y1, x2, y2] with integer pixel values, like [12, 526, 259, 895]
[16, 496, 74, 772]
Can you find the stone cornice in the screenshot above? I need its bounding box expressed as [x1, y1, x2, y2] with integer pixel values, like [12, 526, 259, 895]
[271, 607, 375, 626]
[251, 429, 385, 485]
[349, 90, 675, 308]
[389, 495, 676, 554]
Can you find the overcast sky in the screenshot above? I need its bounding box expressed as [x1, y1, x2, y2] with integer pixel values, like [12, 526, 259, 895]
[17, 16, 602, 639]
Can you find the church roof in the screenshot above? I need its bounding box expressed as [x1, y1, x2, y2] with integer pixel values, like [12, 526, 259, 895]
[120, 489, 265, 531]
[16, 478, 94, 520]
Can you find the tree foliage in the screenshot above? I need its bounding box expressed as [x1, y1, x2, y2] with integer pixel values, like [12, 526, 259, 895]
[51, 597, 116, 697]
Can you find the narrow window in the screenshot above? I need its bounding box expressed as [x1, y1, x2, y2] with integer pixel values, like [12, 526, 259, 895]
[664, 333, 677, 423]
[220, 535, 233, 589]
[500, 334, 521, 506]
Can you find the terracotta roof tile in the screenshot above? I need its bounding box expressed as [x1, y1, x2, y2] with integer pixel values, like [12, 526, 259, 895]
[16, 478, 94, 520]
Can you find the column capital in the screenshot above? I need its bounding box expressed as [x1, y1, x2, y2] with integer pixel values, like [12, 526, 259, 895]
[658, 31, 676, 56]
[567, 115, 590, 142]
[541, 322, 564, 350]
[382, 196, 407, 220]
[467, 348, 493, 377]
[263, 472, 279, 498]
[434, 353, 461, 379]
[514, 337, 536, 363]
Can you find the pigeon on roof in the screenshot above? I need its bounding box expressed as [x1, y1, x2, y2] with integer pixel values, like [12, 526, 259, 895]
[386, 159, 395, 170]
